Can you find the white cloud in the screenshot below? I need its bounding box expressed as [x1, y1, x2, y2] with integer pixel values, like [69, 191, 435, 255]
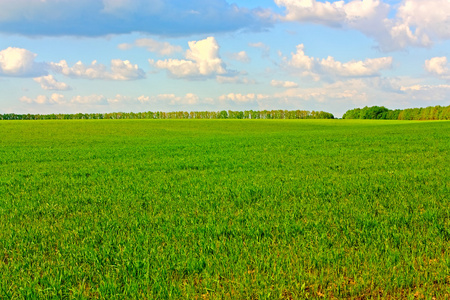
[285, 44, 392, 79]
[0, 47, 46, 77]
[49, 59, 145, 80]
[274, 0, 389, 28]
[247, 79, 374, 114]
[26, 93, 205, 107]
[126, 93, 203, 105]
[288, 44, 314, 70]
[15, 92, 220, 113]
[33, 75, 71, 91]
[399, 84, 450, 102]
[137, 95, 151, 103]
[275, 0, 450, 51]
[51, 94, 66, 105]
[107, 94, 134, 104]
[119, 38, 182, 56]
[151, 37, 227, 79]
[219, 93, 257, 103]
[274, 0, 347, 26]
[20, 93, 65, 105]
[227, 51, 250, 63]
[395, 0, 450, 45]
[251, 76, 450, 117]
[216, 75, 255, 84]
[179, 93, 199, 105]
[320, 56, 393, 77]
[271, 80, 299, 88]
[117, 43, 133, 50]
[425, 57, 450, 79]
[154, 93, 200, 105]
[401, 84, 450, 92]
[71, 94, 108, 105]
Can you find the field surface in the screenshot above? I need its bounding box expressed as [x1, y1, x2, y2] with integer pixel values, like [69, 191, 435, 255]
[0, 120, 449, 299]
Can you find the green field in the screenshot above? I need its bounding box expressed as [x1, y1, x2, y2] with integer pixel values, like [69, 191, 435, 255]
[1, 120, 449, 299]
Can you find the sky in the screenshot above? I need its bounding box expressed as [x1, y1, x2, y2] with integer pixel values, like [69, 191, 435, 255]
[1, 0, 450, 117]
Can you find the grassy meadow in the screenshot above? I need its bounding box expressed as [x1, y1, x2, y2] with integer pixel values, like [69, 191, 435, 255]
[0, 119, 449, 299]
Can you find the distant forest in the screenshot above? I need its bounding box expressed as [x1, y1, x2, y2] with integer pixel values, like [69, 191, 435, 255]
[343, 105, 450, 120]
[2, 105, 450, 120]
[0, 110, 334, 120]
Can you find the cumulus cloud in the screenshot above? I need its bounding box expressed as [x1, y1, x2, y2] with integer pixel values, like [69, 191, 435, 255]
[151, 37, 227, 79]
[400, 84, 450, 102]
[393, 0, 450, 47]
[16, 92, 220, 113]
[260, 82, 371, 113]
[170, 93, 199, 105]
[106, 94, 135, 104]
[137, 95, 151, 103]
[119, 38, 182, 56]
[320, 56, 393, 77]
[71, 94, 108, 105]
[117, 43, 133, 51]
[216, 75, 255, 84]
[249, 79, 376, 114]
[33, 75, 71, 91]
[0, 0, 270, 36]
[271, 80, 299, 88]
[219, 93, 259, 103]
[401, 84, 450, 92]
[20, 94, 65, 105]
[250, 76, 450, 117]
[285, 44, 392, 80]
[49, 59, 145, 81]
[275, 0, 450, 51]
[136, 93, 202, 105]
[1, 46, 146, 81]
[275, 0, 348, 26]
[0, 47, 46, 77]
[425, 57, 450, 80]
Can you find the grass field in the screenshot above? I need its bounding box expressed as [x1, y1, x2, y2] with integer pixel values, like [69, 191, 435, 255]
[1, 119, 449, 299]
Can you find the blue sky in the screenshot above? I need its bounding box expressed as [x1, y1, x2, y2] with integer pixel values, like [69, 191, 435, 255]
[1, 0, 449, 117]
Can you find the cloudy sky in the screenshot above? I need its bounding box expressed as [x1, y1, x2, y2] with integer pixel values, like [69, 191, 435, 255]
[1, 0, 450, 117]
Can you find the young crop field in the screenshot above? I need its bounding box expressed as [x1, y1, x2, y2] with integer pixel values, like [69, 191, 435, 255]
[0, 119, 449, 299]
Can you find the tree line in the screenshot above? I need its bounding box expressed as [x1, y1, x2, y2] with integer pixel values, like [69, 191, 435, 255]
[342, 105, 450, 120]
[0, 110, 334, 120]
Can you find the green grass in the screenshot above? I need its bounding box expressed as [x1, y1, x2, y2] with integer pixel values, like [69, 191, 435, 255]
[1, 119, 449, 299]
